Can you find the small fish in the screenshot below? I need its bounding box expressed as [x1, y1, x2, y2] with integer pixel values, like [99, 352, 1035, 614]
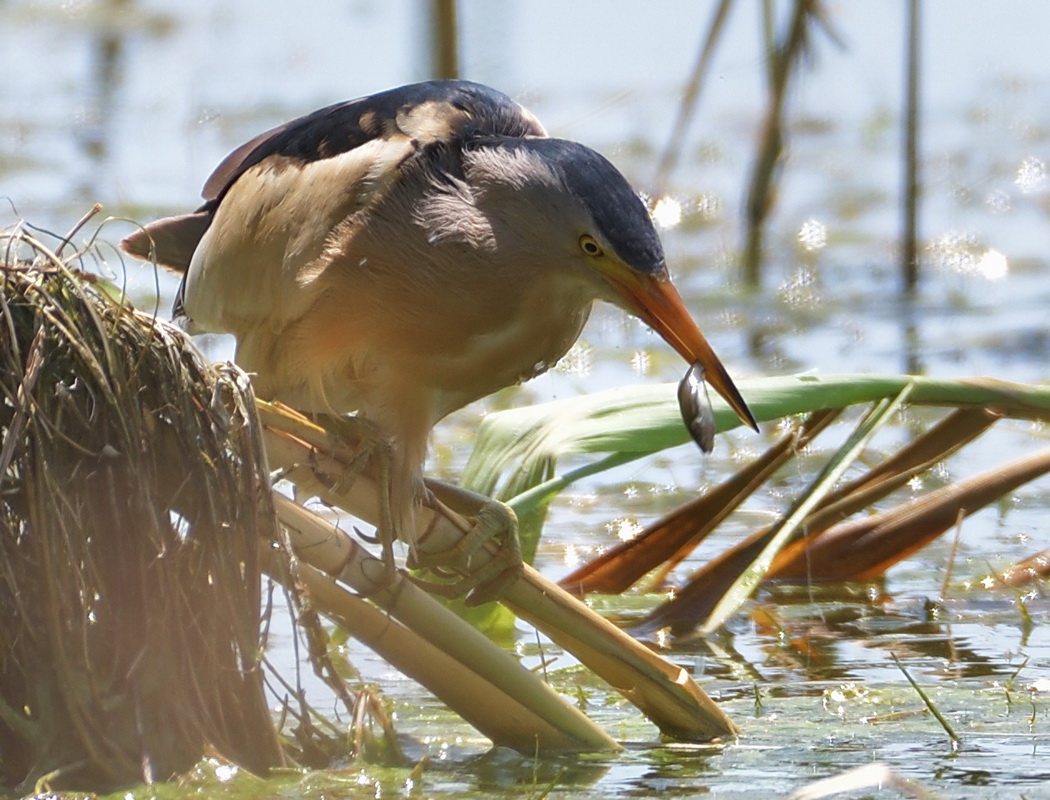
[678, 361, 716, 453]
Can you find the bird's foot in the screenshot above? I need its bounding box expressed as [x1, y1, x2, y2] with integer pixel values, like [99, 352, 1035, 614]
[312, 413, 391, 491]
[408, 482, 524, 606]
[283, 412, 522, 604]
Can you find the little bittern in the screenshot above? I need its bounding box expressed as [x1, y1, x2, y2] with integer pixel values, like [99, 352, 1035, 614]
[122, 80, 756, 597]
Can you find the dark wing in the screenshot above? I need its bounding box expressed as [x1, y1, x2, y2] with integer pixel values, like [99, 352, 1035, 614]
[120, 80, 546, 273]
[202, 80, 546, 204]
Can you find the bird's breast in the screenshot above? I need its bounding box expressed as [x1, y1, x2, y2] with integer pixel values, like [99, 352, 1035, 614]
[275, 260, 595, 423]
[432, 282, 594, 409]
[384, 267, 595, 419]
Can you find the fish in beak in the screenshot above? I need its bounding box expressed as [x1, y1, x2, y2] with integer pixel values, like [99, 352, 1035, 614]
[610, 270, 758, 440]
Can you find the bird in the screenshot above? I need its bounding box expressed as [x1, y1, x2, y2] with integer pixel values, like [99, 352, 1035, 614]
[121, 79, 756, 598]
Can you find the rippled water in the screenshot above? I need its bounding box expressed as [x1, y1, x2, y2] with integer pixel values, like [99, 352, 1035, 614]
[4, 2, 1050, 796]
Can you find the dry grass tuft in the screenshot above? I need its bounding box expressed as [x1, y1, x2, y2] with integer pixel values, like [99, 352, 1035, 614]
[0, 220, 283, 792]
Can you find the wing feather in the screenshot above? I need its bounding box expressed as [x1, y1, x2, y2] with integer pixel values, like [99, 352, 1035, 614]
[122, 80, 547, 331]
[201, 80, 545, 204]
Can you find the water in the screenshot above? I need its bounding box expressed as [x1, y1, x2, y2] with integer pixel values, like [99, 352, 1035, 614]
[4, 1, 1050, 796]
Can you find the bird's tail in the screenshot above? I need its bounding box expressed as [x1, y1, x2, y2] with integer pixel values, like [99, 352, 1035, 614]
[119, 211, 211, 274]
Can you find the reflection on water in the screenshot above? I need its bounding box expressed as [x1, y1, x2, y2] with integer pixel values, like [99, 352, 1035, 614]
[650, 587, 1040, 691]
[75, 0, 128, 200]
[901, 296, 923, 374]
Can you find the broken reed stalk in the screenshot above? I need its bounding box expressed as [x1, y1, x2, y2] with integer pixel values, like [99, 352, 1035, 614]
[268, 493, 615, 753]
[769, 444, 1050, 582]
[560, 408, 840, 595]
[999, 547, 1050, 587]
[0, 231, 282, 792]
[631, 405, 1005, 637]
[258, 401, 738, 741]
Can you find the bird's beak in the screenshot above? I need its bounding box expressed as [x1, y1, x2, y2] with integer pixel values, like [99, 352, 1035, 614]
[611, 270, 758, 432]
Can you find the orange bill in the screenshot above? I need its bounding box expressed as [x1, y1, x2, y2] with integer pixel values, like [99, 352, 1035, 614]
[613, 272, 758, 432]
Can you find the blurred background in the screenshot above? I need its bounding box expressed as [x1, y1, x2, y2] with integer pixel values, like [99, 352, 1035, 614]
[4, 0, 1050, 393]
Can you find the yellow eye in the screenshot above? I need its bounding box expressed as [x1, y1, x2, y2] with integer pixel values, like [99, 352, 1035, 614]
[579, 235, 603, 257]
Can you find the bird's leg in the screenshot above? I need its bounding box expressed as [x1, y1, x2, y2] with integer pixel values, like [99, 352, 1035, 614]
[287, 411, 521, 603]
[407, 479, 524, 605]
[311, 413, 400, 590]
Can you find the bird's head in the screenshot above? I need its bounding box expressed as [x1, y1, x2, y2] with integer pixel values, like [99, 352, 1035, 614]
[462, 136, 757, 432]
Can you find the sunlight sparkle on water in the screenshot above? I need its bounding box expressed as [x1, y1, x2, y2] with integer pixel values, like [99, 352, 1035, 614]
[564, 543, 582, 567]
[555, 341, 592, 376]
[927, 231, 1008, 279]
[214, 764, 238, 783]
[976, 248, 1008, 280]
[607, 517, 642, 542]
[778, 268, 820, 308]
[797, 218, 827, 251]
[984, 188, 1011, 214]
[693, 192, 722, 221]
[1015, 156, 1046, 193]
[651, 196, 683, 229]
[928, 231, 978, 273]
[630, 349, 650, 376]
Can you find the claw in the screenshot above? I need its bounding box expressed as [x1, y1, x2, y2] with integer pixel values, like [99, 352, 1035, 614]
[410, 495, 523, 603]
[349, 553, 400, 600]
[354, 525, 381, 545]
[406, 545, 522, 606]
[302, 415, 525, 605]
